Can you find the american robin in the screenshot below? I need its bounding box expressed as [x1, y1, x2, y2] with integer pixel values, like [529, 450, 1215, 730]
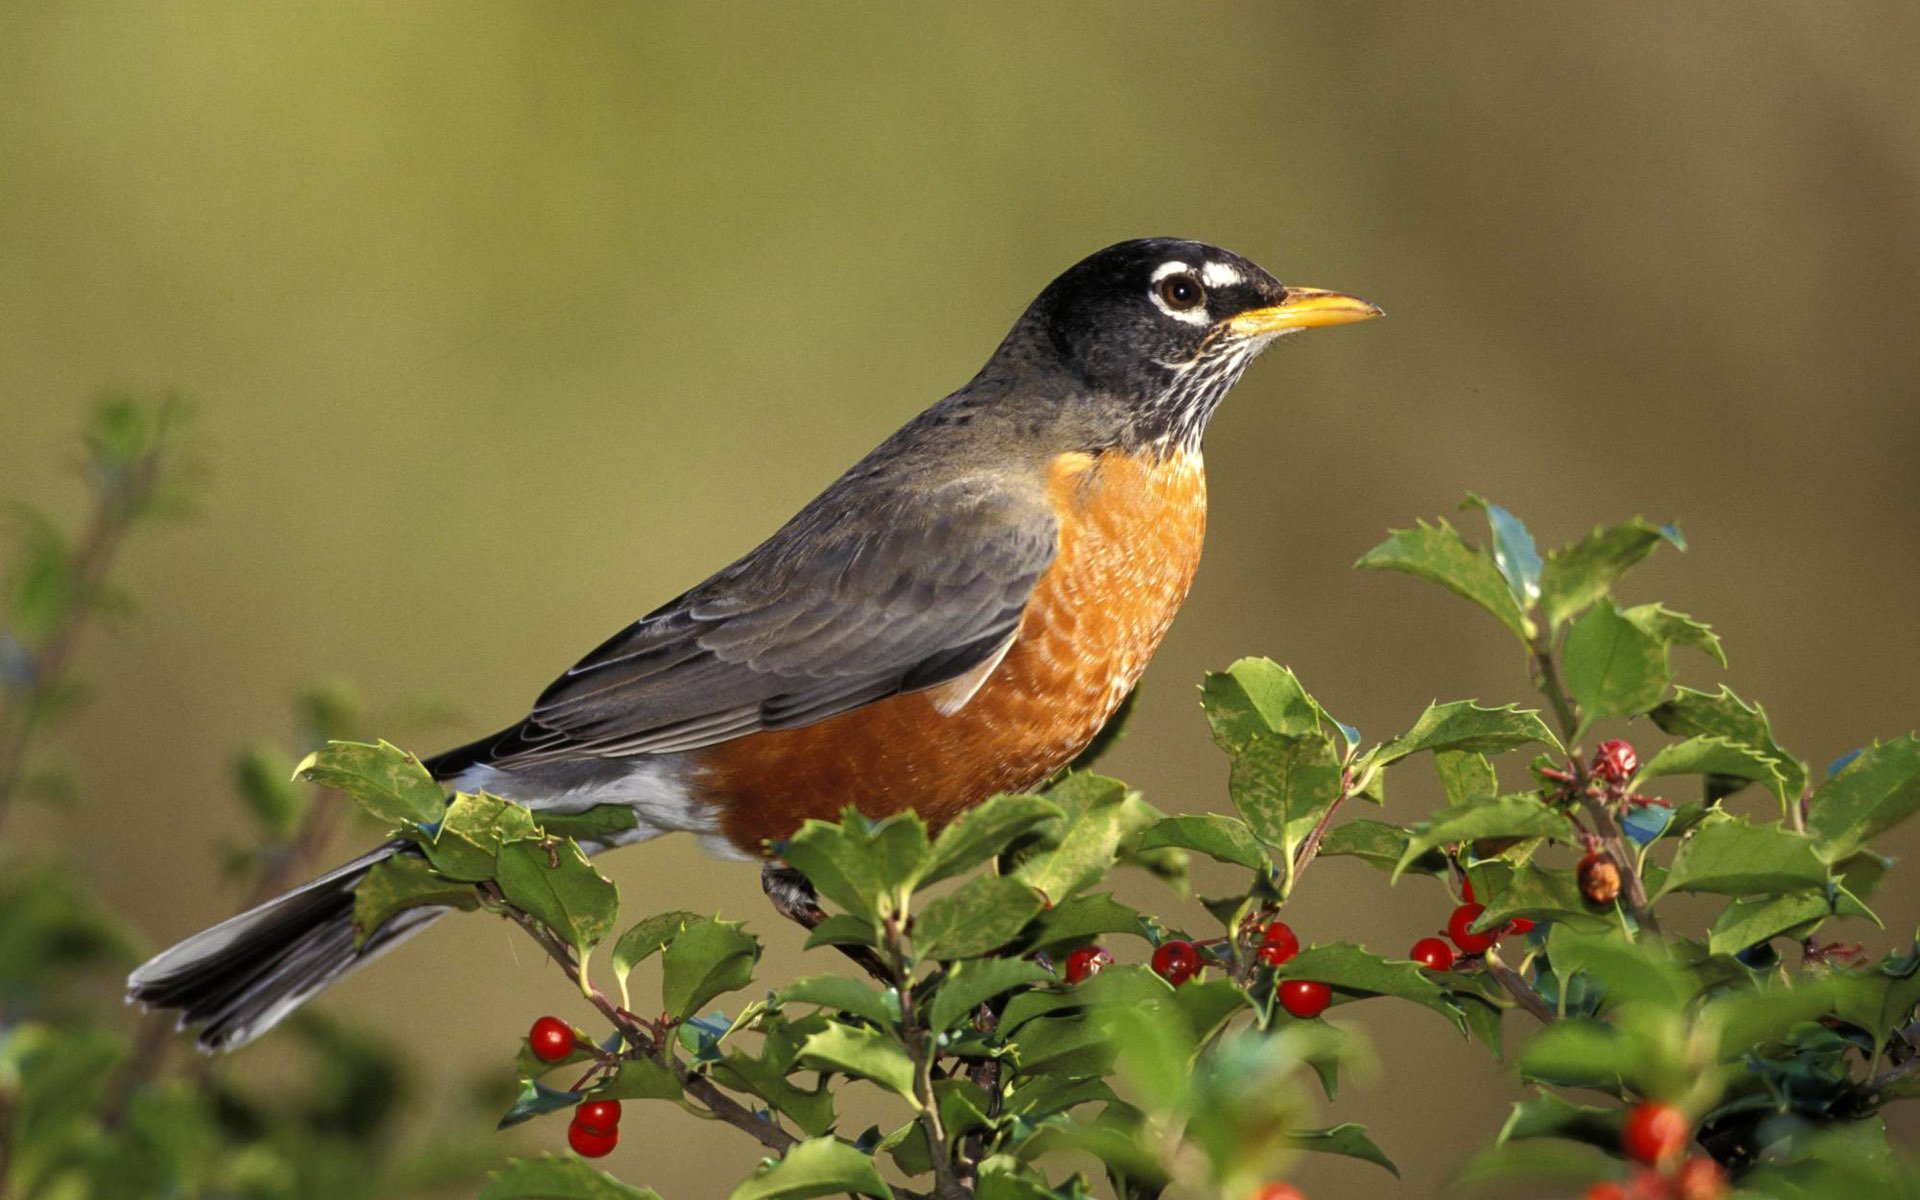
[128, 238, 1379, 1049]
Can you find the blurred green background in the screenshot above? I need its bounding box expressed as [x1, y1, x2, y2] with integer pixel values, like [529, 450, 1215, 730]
[4, 3, 1918, 1195]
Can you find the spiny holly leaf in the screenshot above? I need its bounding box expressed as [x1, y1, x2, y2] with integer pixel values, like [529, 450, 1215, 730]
[725, 1136, 891, 1200]
[783, 810, 932, 921]
[424, 791, 539, 881]
[537, 805, 640, 844]
[1395, 796, 1571, 881]
[1542, 926, 1693, 1011]
[1316, 819, 1447, 876]
[1562, 598, 1670, 721]
[1650, 685, 1805, 802]
[611, 910, 700, 994]
[1467, 861, 1607, 930]
[1355, 519, 1531, 641]
[1660, 814, 1828, 897]
[1135, 814, 1267, 870]
[915, 873, 1045, 959]
[480, 1154, 663, 1199]
[922, 792, 1061, 886]
[1806, 736, 1920, 862]
[1021, 892, 1153, 951]
[797, 1023, 918, 1103]
[495, 1079, 583, 1130]
[494, 837, 619, 959]
[713, 1023, 837, 1136]
[776, 974, 897, 1028]
[1631, 736, 1787, 799]
[1537, 517, 1684, 629]
[1622, 603, 1726, 669]
[1200, 658, 1324, 751]
[1271, 943, 1462, 1031]
[1372, 700, 1559, 765]
[1288, 1123, 1399, 1177]
[1702, 977, 1845, 1057]
[1011, 774, 1140, 903]
[928, 958, 1050, 1034]
[1707, 891, 1833, 957]
[295, 740, 445, 828]
[352, 853, 477, 945]
[1227, 730, 1341, 894]
[1463, 495, 1543, 610]
[1497, 1092, 1621, 1149]
[660, 915, 759, 1021]
[1436, 750, 1499, 808]
[1830, 936, 1920, 1057]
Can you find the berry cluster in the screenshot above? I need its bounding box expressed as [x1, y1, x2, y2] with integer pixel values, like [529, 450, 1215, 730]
[1583, 1103, 1723, 1199]
[528, 1015, 626, 1157]
[1072, 920, 1336, 1020]
[1405, 878, 1534, 971]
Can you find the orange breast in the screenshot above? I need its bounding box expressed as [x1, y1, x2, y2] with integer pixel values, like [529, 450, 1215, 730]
[693, 449, 1207, 855]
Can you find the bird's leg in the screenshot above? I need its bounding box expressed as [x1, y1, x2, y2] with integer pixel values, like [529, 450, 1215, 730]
[760, 861, 892, 984]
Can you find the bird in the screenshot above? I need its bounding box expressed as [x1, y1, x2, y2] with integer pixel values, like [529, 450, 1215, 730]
[127, 237, 1380, 1050]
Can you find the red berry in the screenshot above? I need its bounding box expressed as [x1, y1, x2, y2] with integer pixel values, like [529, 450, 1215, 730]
[1622, 1102, 1689, 1166]
[1508, 917, 1537, 935]
[1151, 939, 1202, 986]
[1065, 944, 1115, 983]
[1447, 902, 1500, 955]
[528, 1015, 575, 1063]
[1584, 1183, 1630, 1200]
[1277, 979, 1332, 1018]
[1460, 878, 1476, 904]
[1251, 1185, 1306, 1200]
[1673, 1157, 1726, 1200]
[574, 1098, 622, 1136]
[1410, 936, 1456, 971]
[1259, 921, 1300, 966]
[1626, 1168, 1673, 1200]
[1593, 739, 1639, 784]
[568, 1118, 618, 1157]
[1580, 852, 1623, 905]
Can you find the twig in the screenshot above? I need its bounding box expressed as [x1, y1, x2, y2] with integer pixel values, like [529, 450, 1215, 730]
[1484, 951, 1556, 1025]
[884, 914, 967, 1200]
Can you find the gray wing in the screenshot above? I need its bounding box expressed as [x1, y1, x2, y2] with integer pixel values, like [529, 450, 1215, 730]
[450, 475, 1057, 769]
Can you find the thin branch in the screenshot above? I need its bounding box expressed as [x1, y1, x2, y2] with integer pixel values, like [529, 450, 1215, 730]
[885, 914, 967, 1200]
[1485, 951, 1556, 1025]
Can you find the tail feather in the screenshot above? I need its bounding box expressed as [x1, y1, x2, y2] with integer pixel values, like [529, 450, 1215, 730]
[127, 841, 443, 1051]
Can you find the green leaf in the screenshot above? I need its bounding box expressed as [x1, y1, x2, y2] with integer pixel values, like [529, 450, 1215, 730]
[797, 1023, 918, 1103]
[1537, 517, 1684, 628]
[1288, 1123, 1399, 1177]
[915, 874, 1044, 959]
[1450, 1140, 1623, 1195]
[1436, 750, 1499, 808]
[352, 854, 477, 945]
[295, 740, 446, 828]
[928, 957, 1050, 1034]
[610, 910, 699, 991]
[660, 916, 759, 1021]
[1517, 1020, 1630, 1090]
[1707, 891, 1833, 956]
[776, 975, 896, 1027]
[537, 805, 641, 843]
[1702, 977, 1843, 1057]
[1395, 796, 1570, 881]
[783, 810, 932, 921]
[425, 791, 540, 881]
[1355, 519, 1531, 641]
[1562, 598, 1670, 721]
[494, 837, 619, 957]
[922, 793, 1061, 886]
[1650, 685, 1805, 802]
[1021, 892, 1151, 952]
[480, 1154, 663, 1199]
[1622, 603, 1726, 668]
[496, 1077, 585, 1129]
[596, 1055, 683, 1102]
[1227, 729, 1341, 893]
[1317, 819, 1447, 876]
[1541, 925, 1692, 1011]
[1135, 814, 1266, 870]
[1011, 774, 1139, 903]
[1467, 862, 1608, 930]
[1272, 943, 1462, 1031]
[1631, 735, 1786, 798]
[713, 1023, 837, 1136]
[1200, 657, 1325, 750]
[1660, 814, 1828, 897]
[725, 1137, 891, 1200]
[1806, 737, 1920, 862]
[803, 913, 881, 951]
[1372, 700, 1559, 764]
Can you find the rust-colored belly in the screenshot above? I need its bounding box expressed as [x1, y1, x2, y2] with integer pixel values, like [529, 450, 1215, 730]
[694, 449, 1207, 855]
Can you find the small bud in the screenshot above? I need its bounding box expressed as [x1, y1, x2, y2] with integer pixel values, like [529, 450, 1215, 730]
[1579, 852, 1622, 905]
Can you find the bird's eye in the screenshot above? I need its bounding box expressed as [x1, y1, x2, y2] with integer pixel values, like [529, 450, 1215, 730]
[1156, 272, 1205, 312]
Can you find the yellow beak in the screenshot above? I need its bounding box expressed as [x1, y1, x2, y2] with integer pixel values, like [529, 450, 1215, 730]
[1225, 287, 1383, 337]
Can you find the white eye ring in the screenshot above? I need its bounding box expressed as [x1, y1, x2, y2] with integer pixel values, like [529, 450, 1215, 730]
[1148, 261, 1210, 325]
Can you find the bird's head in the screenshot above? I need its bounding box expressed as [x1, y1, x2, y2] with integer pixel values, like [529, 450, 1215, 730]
[1010, 238, 1381, 451]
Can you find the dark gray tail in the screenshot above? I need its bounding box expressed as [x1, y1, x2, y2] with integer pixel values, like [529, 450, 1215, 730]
[126, 841, 442, 1052]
